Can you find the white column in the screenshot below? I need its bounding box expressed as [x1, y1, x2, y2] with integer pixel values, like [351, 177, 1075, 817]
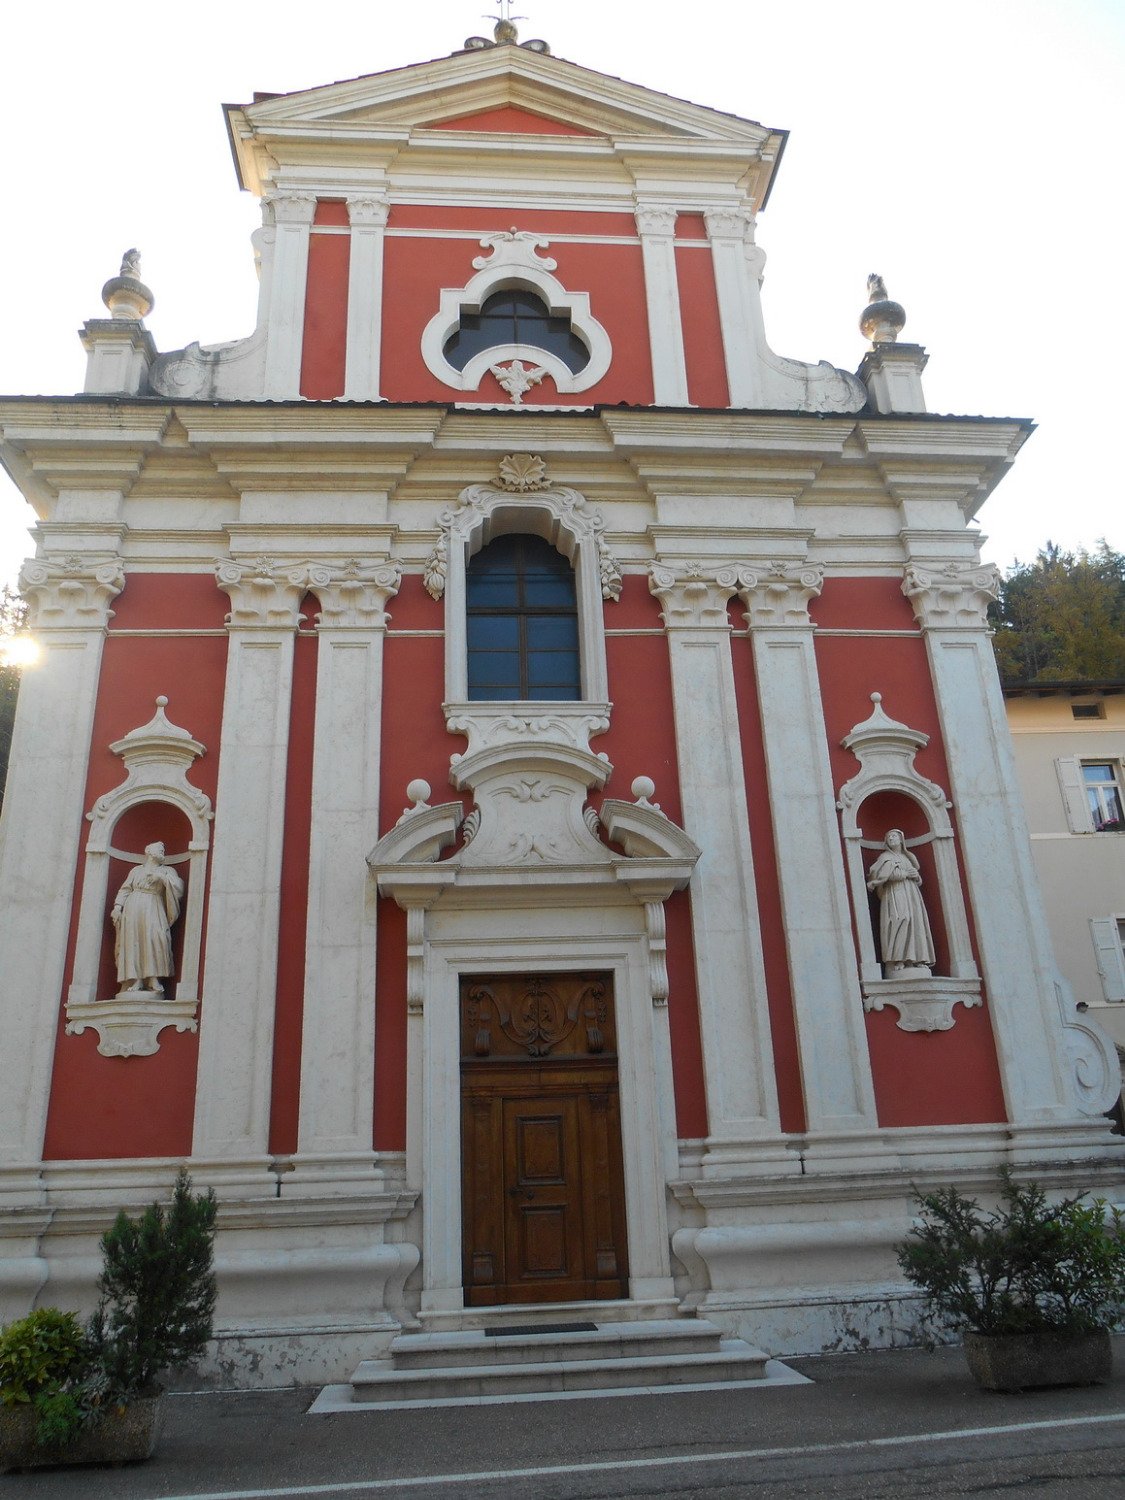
[702, 207, 762, 408]
[736, 564, 880, 1140]
[344, 194, 390, 402]
[262, 191, 317, 399]
[649, 566, 789, 1173]
[191, 560, 308, 1172]
[291, 562, 401, 1182]
[903, 562, 1108, 1130]
[0, 558, 123, 1178]
[633, 202, 690, 407]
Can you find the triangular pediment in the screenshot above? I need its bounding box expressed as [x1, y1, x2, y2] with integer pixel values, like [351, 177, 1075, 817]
[425, 105, 599, 137]
[231, 43, 782, 152]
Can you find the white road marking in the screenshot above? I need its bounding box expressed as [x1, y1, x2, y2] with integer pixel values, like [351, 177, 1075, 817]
[153, 1408, 1125, 1500]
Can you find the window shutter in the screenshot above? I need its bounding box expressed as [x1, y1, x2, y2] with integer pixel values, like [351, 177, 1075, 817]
[1056, 756, 1091, 833]
[1089, 917, 1125, 1002]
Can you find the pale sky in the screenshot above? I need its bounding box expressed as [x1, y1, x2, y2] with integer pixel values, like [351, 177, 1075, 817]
[1, 0, 1122, 586]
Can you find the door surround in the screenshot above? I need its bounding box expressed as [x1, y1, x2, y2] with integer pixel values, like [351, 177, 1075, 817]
[367, 704, 700, 1318]
[410, 917, 678, 1315]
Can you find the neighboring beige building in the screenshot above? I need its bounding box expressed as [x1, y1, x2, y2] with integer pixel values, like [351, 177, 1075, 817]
[1004, 684, 1125, 1084]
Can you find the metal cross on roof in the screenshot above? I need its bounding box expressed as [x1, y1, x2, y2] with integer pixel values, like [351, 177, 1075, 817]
[486, 0, 526, 25]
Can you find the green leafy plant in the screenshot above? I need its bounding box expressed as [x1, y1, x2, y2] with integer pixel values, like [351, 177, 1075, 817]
[0, 1308, 93, 1445]
[91, 1167, 217, 1399]
[0, 1170, 216, 1449]
[898, 1171, 1125, 1339]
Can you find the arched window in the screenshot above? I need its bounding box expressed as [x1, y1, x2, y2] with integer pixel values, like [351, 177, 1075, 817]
[443, 289, 590, 375]
[466, 533, 580, 701]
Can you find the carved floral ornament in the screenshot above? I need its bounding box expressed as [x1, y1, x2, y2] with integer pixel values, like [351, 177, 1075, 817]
[66, 697, 213, 1058]
[466, 975, 609, 1058]
[497, 453, 549, 491]
[838, 692, 981, 1033]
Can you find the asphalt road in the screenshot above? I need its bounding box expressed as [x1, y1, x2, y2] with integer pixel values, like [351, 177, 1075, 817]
[6, 1341, 1125, 1499]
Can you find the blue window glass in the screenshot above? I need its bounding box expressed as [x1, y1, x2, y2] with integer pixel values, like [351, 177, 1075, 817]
[466, 534, 581, 701]
[444, 289, 590, 374]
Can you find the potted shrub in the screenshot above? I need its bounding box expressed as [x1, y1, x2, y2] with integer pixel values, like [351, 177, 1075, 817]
[0, 1168, 216, 1471]
[897, 1170, 1125, 1391]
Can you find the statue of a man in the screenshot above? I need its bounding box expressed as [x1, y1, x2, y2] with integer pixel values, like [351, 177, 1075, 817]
[110, 841, 184, 995]
[866, 829, 935, 976]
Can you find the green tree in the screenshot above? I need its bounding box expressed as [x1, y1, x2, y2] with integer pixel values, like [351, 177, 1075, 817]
[990, 542, 1125, 684]
[0, 586, 28, 810]
[90, 1168, 217, 1397]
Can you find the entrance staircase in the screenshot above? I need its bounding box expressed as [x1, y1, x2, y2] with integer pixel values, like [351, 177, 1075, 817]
[311, 1312, 802, 1411]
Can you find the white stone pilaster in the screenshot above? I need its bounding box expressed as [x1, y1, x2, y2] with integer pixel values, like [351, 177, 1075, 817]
[648, 565, 787, 1170]
[291, 562, 402, 1180]
[736, 564, 880, 1137]
[191, 559, 308, 1168]
[902, 561, 1112, 1129]
[262, 192, 317, 399]
[633, 202, 690, 407]
[344, 195, 390, 402]
[702, 208, 762, 408]
[0, 557, 124, 1175]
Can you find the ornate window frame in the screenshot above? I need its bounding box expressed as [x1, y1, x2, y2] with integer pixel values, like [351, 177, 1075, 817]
[419, 232, 612, 399]
[424, 459, 622, 711]
[838, 692, 981, 1033]
[65, 696, 213, 1057]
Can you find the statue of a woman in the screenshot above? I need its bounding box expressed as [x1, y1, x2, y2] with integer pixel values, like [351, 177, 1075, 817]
[110, 841, 184, 995]
[866, 829, 935, 975]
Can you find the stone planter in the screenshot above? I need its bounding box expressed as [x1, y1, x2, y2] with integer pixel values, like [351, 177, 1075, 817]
[963, 1329, 1113, 1393]
[0, 1392, 162, 1472]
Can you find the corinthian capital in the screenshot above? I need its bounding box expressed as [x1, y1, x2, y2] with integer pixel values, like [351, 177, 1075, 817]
[18, 555, 125, 631]
[734, 561, 824, 629]
[703, 206, 755, 242]
[902, 561, 1000, 631]
[267, 191, 318, 226]
[649, 563, 737, 629]
[306, 560, 402, 628]
[633, 202, 678, 238]
[347, 194, 390, 227]
[215, 557, 310, 630]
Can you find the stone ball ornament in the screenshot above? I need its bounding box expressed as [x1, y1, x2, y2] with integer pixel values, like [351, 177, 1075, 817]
[859, 273, 906, 345]
[101, 248, 154, 321]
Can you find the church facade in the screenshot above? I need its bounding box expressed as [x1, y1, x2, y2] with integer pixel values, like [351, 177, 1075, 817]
[0, 25, 1119, 1385]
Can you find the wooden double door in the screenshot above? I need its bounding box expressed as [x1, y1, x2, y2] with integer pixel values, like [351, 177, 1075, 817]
[460, 972, 629, 1306]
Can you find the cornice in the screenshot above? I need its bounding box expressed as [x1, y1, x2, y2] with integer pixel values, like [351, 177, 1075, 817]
[856, 416, 1033, 460]
[237, 45, 780, 147]
[599, 409, 857, 457]
[0, 408, 173, 505]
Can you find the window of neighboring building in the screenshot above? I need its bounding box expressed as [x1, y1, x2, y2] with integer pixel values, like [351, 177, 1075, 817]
[1083, 762, 1125, 831]
[443, 289, 590, 374]
[1090, 916, 1125, 1002]
[466, 533, 580, 701]
[1072, 702, 1106, 720]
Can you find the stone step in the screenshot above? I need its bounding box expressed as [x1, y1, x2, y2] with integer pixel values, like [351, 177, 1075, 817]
[388, 1318, 726, 1369]
[346, 1339, 770, 1404]
[416, 1297, 680, 1334]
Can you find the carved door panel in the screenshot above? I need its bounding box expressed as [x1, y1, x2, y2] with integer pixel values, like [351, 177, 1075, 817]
[460, 973, 629, 1306]
[502, 1096, 586, 1300]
